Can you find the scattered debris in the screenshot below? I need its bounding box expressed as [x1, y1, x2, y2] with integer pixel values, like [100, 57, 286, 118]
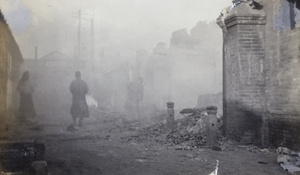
[257, 161, 268, 164]
[174, 145, 192, 151]
[212, 146, 224, 151]
[132, 106, 225, 149]
[277, 147, 290, 155]
[277, 155, 291, 164]
[179, 107, 206, 115]
[135, 158, 147, 163]
[280, 163, 300, 174]
[277, 147, 300, 173]
[259, 148, 270, 154]
[66, 125, 77, 132]
[185, 153, 194, 158]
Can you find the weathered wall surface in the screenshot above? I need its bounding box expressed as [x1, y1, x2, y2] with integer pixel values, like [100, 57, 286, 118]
[221, 3, 266, 143]
[264, 0, 300, 147]
[219, 0, 300, 147]
[0, 11, 23, 122]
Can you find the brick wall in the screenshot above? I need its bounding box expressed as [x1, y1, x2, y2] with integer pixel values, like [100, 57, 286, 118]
[223, 5, 266, 142]
[264, 0, 300, 148]
[221, 0, 300, 147]
[268, 114, 300, 148]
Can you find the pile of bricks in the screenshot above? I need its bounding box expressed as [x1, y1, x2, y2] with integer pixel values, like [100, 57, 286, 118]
[277, 147, 300, 174]
[135, 106, 222, 148]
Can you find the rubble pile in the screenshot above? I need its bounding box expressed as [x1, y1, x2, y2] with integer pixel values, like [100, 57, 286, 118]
[277, 147, 300, 174]
[166, 109, 207, 146]
[135, 107, 223, 148]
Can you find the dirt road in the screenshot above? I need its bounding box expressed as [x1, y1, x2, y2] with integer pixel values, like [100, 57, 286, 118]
[11, 113, 289, 175]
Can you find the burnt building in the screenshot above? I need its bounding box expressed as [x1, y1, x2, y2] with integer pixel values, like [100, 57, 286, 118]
[0, 10, 23, 125]
[218, 0, 300, 147]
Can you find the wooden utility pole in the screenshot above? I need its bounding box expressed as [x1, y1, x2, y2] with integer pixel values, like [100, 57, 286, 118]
[34, 46, 38, 74]
[90, 15, 95, 94]
[90, 16, 94, 60]
[72, 10, 82, 59]
[77, 10, 81, 58]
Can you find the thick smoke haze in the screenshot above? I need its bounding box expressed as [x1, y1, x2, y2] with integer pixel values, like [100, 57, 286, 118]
[0, 0, 231, 120]
[0, 0, 231, 58]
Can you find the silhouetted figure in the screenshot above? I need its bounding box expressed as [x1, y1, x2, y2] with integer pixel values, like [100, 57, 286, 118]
[70, 71, 89, 126]
[125, 77, 144, 119]
[17, 71, 36, 122]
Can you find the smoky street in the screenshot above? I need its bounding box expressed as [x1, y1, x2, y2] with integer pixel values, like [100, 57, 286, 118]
[1, 0, 300, 175]
[9, 107, 287, 175]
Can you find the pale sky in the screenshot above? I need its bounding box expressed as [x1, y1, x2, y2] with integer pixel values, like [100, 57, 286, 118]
[0, 0, 232, 58]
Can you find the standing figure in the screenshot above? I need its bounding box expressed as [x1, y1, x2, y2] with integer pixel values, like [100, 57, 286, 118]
[70, 71, 89, 126]
[17, 71, 36, 122]
[125, 77, 144, 119]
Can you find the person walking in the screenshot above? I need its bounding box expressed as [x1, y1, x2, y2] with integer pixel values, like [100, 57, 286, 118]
[70, 71, 89, 127]
[17, 71, 36, 122]
[125, 77, 144, 119]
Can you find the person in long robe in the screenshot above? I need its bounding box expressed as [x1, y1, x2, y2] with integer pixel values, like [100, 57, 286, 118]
[17, 71, 36, 122]
[70, 71, 89, 126]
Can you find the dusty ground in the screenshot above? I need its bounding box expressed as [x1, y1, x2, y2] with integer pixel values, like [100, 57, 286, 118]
[8, 110, 289, 175]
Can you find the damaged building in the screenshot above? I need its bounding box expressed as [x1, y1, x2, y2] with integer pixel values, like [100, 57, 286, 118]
[217, 0, 300, 147]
